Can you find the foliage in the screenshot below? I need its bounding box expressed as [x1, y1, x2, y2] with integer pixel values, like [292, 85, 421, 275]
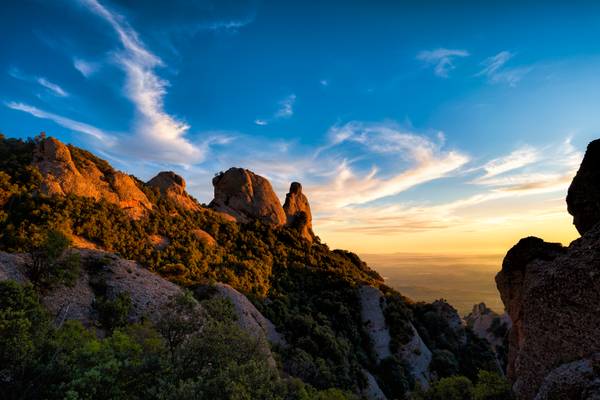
[414, 372, 512, 400]
[27, 229, 80, 289]
[95, 292, 132, 333]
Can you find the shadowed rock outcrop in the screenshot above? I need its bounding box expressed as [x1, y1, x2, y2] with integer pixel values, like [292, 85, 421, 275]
[0, 250, 181, 327]
[147, 171, 201, 211]
[358, 285, 432, 390]
[209, 167, 286, 225]
[496, 232, 600, 398]
[33, 137, 152, 219]
[567, 138, 600, 235]
[283, 182, 314, 242]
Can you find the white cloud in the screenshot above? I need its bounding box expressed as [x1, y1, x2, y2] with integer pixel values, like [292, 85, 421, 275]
[36, 77, 69, 97]
[6, 101, 114, 144]
[80, 0, 202, 163]
[477, 51, 531, 86]
[8, 67, 69, 97]
[275, 94, 296, 118]
[73, 58, 99, 78]
[254, 94, 296, 126]
[479, 146, 540, 179]
[417, 48, 470, 77]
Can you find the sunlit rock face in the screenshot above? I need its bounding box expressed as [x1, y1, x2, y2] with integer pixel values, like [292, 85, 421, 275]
[567, 138, 600, 235]
[283, 182, 314, 242]
[147, 171, 201, 211]
[33, 136, 152, 219]
[497, 139, 600, 400]
[209, 167, 286, 226]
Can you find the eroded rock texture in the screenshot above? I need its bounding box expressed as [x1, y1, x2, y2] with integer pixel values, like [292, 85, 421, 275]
[209, 167, 286, 225]
[283, 182, 314, 242]
[147, 171, 201, 211]
[33, 137, 152, 219]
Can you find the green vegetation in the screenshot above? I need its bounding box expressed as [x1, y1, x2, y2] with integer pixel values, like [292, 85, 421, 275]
[0, 135, 511, 399]
[0, 280, 358, 400]
[413, 371, 512, 400]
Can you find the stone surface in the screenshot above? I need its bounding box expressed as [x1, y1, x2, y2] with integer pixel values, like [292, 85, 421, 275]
[283, 182, 314, 242]
[362, 370, 388, 400]
[465, 302, 511, 351]
[147, 171, 201, 211]
[209, 167, 286, 226]
[213, 282, 285, 347]
[33, 137, 152, 219]
[0, 249, 181, 327]
[358, 285, 432, 389]
[496, 233, 600, 399]
[359, 285, 392, 362]
[567, 139, 600, 235]
[534, 354, 600, 400]
[431, 299, 466, 345]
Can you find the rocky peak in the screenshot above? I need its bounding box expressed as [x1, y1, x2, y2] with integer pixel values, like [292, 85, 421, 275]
[496, 140, 600, 399]
[283, 182, 314, 242]
[147, 171, 200, 211]
[33, 137, 151, 219]
[567, 138, 600, 235]
[209, 167, 286, 226]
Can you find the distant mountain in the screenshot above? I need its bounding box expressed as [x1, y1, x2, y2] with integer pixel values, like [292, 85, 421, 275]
[0, 133, 504, 400]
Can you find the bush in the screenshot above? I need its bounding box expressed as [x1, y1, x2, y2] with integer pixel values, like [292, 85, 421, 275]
[95, 292, 132, 333]
[473, 370, 512, 400]
[27, 230, 80, 289]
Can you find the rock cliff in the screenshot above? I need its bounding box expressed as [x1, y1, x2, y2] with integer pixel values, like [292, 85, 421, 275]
[33, 137, 152, 219]
[147, 171, 201, 211]
[567, 138, 600, 235]
[497, 139, 600, 399]
[283, 182, 314, 242]
[209, 167, 286, 226]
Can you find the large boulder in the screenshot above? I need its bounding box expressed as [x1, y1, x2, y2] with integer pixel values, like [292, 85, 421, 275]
[283, 182, 314, 242]
[567, 138, 600, 235]
[496, 233, 600, 399]
[147, 171, 201, 211]
[33, 137, 152, 219]
[209, 167, 286, 225]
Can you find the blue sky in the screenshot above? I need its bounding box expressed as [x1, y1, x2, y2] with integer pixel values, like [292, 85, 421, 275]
[2, 0, 600, 253]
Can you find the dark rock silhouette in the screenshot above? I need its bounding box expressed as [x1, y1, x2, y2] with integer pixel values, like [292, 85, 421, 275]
[497, 142, 600, 400]
[567, 138, 600, 235]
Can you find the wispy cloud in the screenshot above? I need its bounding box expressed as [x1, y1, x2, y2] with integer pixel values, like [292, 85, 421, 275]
[73, 58, 99, 78]
[254, 94, 296, 126]
[477, 51, 531, 86]
[320, 79, 329, 86]
[36, 77, 69, 97]
[417, 48, 470, 77]
[6, 101, 114, 143]
[80, 0, 202, 163]
[8, 67, 69, 97]
[478, 146, 540, 179]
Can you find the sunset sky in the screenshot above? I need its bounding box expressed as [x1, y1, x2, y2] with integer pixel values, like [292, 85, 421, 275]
[3, 0, 597, 254]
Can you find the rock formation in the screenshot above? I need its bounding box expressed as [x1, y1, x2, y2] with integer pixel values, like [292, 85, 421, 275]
[465, 302, 511, 352]
[209, 167, 286, 225]
[147, 171, 201, 211]
[567, 138, 600, 235]
[283, 182, 314, 242]
[0, 249, 181, 327]
[431, 300, 466, 345]
[358, 285, 432, 390]
[33, 137, 152, 219]
[496, 140, 600, 399]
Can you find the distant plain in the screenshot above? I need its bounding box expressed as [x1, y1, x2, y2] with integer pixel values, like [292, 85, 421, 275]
[361, 253, 504, 316]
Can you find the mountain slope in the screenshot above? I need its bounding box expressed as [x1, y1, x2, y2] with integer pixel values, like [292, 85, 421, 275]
[0, 133, 502, 400]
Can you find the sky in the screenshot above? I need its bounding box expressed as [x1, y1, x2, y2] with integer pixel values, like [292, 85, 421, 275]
[2, 0, 600, 254]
